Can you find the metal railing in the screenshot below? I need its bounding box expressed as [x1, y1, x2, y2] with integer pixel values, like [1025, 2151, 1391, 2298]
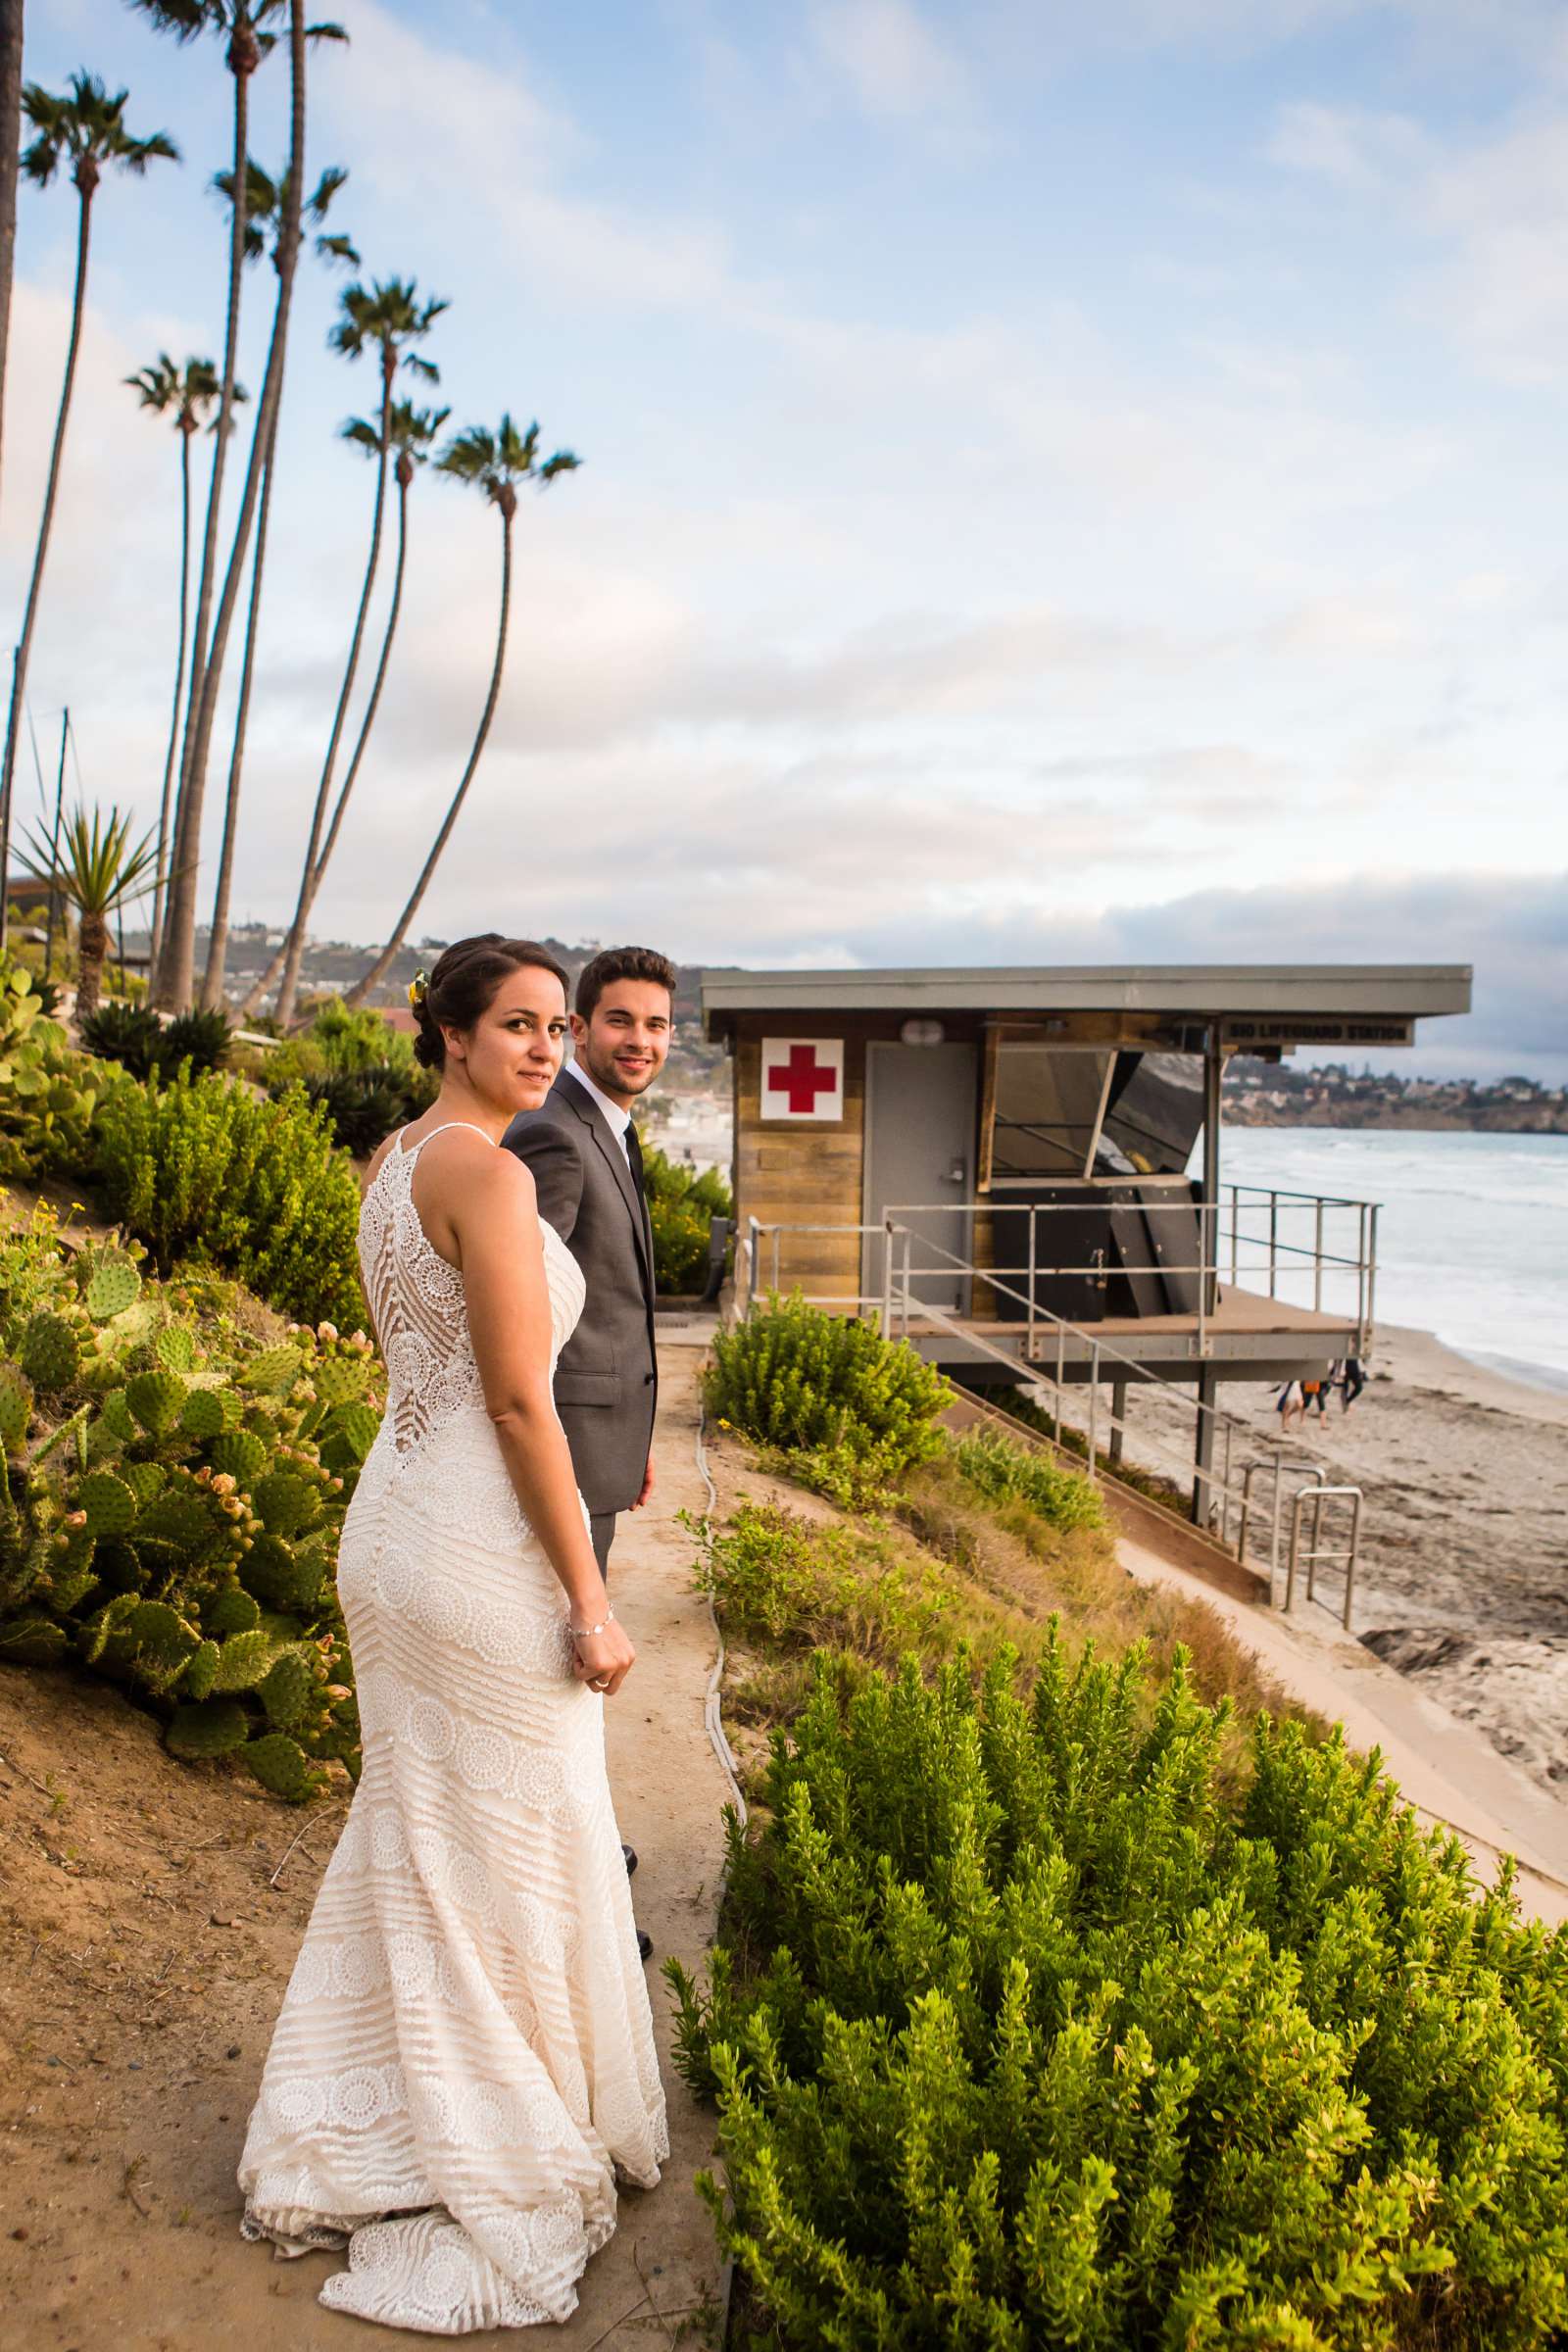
[1285, 1486, 1364, 1629]
[734, 1210, 1368, 1621]
[738, 1184, 1378, 1358]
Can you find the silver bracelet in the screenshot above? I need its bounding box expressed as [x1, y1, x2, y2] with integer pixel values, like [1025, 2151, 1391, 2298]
[570, 1607, 615, 1643]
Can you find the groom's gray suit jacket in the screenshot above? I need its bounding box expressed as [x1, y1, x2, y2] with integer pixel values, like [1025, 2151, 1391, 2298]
[502, 1070, 657, 1517]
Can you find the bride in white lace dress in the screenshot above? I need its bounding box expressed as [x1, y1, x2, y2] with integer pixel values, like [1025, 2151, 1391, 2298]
[239, 936, 667, 2331]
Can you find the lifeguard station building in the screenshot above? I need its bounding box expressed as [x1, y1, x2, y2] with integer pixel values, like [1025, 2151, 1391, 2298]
[701, 962, 1471, 1541]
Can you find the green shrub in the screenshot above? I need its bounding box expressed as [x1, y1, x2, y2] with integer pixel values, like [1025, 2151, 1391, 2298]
[708, 1294, 951, 1503]
[303, 997, 418, 1077]
[94, 1067, 364, 1329]
[641, 1140, 732, 1293]
[0, 1194, 376, 1797]
[951, 1425, 1108, 1533]
[672, 1645, 1568, 2349]
[161, 1005, 233, 1076]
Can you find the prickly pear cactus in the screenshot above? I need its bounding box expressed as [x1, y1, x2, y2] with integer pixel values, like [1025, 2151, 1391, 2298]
[259, 1646, 317, 1730]
[178, 1387, 227, 1442]
[243, 1731, 320, 1802]
[85, 1260, 141, 1322]
[21, 1313, 79, 1395]
[166, 1697, 250, 1757]
[126, 1369, 186, 1440]
[252, 1468, 320, 1541]
[209, 1428, 269, 1488]
[238, 1344, 302, 1396]
[155, 1322, 197, 1375]
[320, 1400, 379, 1471]
[75, 1469, 137, 1537]
[207, 1585, 261, 1637]
[211, 1627, 278, 1693]
[314, 1352, 369, 1407]
[0, 1364, 33, 1453]
[0, 1616, 70, 1665]
[241, 1532, 326, 1614]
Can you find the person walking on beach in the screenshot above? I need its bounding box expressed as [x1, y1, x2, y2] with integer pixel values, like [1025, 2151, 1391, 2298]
[239, 935, 666, 2331]
[1340, 1356, 1367, 1413]
[1276, 1379, 1303, 1432]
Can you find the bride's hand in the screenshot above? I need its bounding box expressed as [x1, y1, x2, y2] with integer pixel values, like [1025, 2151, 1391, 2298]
[572, 1618, 636, 1697]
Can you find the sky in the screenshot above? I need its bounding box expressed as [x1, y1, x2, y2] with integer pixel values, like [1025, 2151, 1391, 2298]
[7, 0, 1568, 1076]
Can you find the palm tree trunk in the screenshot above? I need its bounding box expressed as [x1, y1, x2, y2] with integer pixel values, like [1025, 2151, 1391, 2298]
[158, 1, 305, 1012]
[150, 420, 193, 968]
[0, 175, 92, 955]
[237, 451, 410, 1026]
[154, 26, 250, 1004]
[0, 0, 24, 515]
[200, 403, 278, 1009]
[345, 505, 514, 1010]
[76, 909, 109, 1022]
[272, 367, 393, 1030]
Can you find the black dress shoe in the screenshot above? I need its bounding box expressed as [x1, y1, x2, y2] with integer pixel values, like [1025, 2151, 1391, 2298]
[622, 1843, 639, 1878]
[637, 1930, 653, 1963]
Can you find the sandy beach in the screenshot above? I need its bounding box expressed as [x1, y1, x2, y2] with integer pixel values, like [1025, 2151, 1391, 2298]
[1094, 1326, 1568, 1797]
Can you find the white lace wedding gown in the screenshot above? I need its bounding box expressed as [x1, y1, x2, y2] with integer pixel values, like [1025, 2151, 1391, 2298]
[239, 1123, 667, 2330]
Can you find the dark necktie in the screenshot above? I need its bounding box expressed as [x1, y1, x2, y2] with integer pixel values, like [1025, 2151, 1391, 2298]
[624, 1119, 645, 1200]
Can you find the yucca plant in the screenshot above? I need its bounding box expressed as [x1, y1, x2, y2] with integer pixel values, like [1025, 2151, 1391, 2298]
[23, 804, 159, 1019]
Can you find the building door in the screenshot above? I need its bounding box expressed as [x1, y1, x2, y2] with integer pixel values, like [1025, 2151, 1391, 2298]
[861, 1043, 977, 1318]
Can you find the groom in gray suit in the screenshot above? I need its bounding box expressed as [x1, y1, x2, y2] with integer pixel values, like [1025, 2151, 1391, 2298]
[502, 945, 674, 1575]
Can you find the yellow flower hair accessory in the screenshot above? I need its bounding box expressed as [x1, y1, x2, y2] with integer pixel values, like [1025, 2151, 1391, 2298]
[408, 968, 430, 1013]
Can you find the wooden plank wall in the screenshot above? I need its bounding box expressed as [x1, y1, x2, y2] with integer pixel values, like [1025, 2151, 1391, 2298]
[734, 1026, 866, 1301]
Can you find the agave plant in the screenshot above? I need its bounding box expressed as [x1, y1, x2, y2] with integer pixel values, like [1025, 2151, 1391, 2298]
[23, 804, 159, 1020]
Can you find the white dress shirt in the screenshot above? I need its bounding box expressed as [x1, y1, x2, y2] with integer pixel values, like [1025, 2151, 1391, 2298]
[564, 1056, 632, 1168]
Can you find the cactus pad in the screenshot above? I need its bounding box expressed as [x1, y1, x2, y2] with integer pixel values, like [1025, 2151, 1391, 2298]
[135, 1486, 211, 1551]
[179, 1387, 226, 1441]
[211, 1627, 277, 1692]
[75, 1470, 137, 1538]
[241, 1533, 324, 1614]
[243, 1731, 320, 1802]
[182, 1639, 220, 1699]
[21, 1313, 79, 1394]
[209, 1428, 269, 1487]
[92, 1539, 142, 1595]
[166, 1697, 250, 1758]
[252, 1469, 320, 1541]
[126, 1369, 186, 1439]
[0, 1365, 33, 1452]
[127, 1598, 199, 1663]
[78, 1592, 138, 1661]
[85, 1261, 141, 1322]
[320, 1401, 380, 1469]
[155, 1322, 198, 1374]
[260, 1647, 316, 1730]
[313, 1353, 368, 1407]
[239, 1344, 303, 1396]
[122, 1460, 167, 1507]
[207, 1585, 261, 1636]
[98, 1388, 138, 1445]
[0, 1616, 70, 1666]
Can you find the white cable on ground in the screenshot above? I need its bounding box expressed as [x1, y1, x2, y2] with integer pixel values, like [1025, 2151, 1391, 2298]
[694, 1395, 747, 1827]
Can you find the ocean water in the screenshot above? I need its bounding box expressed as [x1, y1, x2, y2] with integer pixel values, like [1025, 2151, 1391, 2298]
[1213, 1128, 1568, 1393]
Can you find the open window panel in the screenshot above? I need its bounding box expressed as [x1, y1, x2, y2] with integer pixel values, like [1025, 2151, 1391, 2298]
[979, 1033, 1206, 1187]
[978, 1032, 1210, 1321]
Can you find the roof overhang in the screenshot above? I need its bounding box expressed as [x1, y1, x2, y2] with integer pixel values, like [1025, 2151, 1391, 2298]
[701, 963, 1472, 1041]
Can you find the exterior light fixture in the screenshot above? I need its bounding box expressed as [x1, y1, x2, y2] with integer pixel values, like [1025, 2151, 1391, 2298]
[900, 1017, 946, 1047]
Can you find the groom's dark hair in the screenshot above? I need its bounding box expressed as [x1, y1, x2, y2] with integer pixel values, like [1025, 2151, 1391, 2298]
[575, 945, 676, 1022]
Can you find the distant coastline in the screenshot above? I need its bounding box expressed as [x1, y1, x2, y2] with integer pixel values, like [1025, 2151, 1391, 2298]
[1224, 1056, 1568, 1134]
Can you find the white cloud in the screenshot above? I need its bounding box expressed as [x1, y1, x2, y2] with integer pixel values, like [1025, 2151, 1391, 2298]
[805, 0, 972, 122]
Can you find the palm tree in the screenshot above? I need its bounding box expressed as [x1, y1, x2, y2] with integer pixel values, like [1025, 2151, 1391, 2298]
[127, 1, 341, 1008]
[0, 1, 24, 517]
[240, 397, 445, 1022]
[270, 275, 447, 1030]
[23, 803, 158, 1019]
[345, 418, 579, 1010]
[155, 0, 338, 1010]
[0, 74, 177, 956]
[124, 354, 237, 968]
[199, 160, 355, 1009]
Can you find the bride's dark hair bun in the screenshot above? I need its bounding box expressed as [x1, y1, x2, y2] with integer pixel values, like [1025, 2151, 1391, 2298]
[410, 934, 569, 1069]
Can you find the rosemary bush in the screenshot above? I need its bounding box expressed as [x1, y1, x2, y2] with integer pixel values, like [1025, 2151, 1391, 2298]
[641, 1139, 731, 1294]
[708, 1293, 951, 1503]
[673, 1644, 1568, 2349]
[951, 1424, 1109, 1533]
[94, 1066, 364, 1330]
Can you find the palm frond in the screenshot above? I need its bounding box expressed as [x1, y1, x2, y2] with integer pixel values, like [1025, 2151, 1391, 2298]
[22, 804, 160, 917]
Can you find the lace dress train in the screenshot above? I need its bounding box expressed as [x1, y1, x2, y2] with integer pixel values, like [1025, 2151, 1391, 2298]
[238, 1124, 667, 2331]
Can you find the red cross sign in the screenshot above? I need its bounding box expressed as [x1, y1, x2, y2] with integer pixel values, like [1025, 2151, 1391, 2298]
[761, 1036, 844, 1122]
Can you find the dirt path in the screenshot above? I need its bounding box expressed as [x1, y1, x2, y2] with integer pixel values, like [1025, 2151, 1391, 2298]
[0, 1342, 727, 2352]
